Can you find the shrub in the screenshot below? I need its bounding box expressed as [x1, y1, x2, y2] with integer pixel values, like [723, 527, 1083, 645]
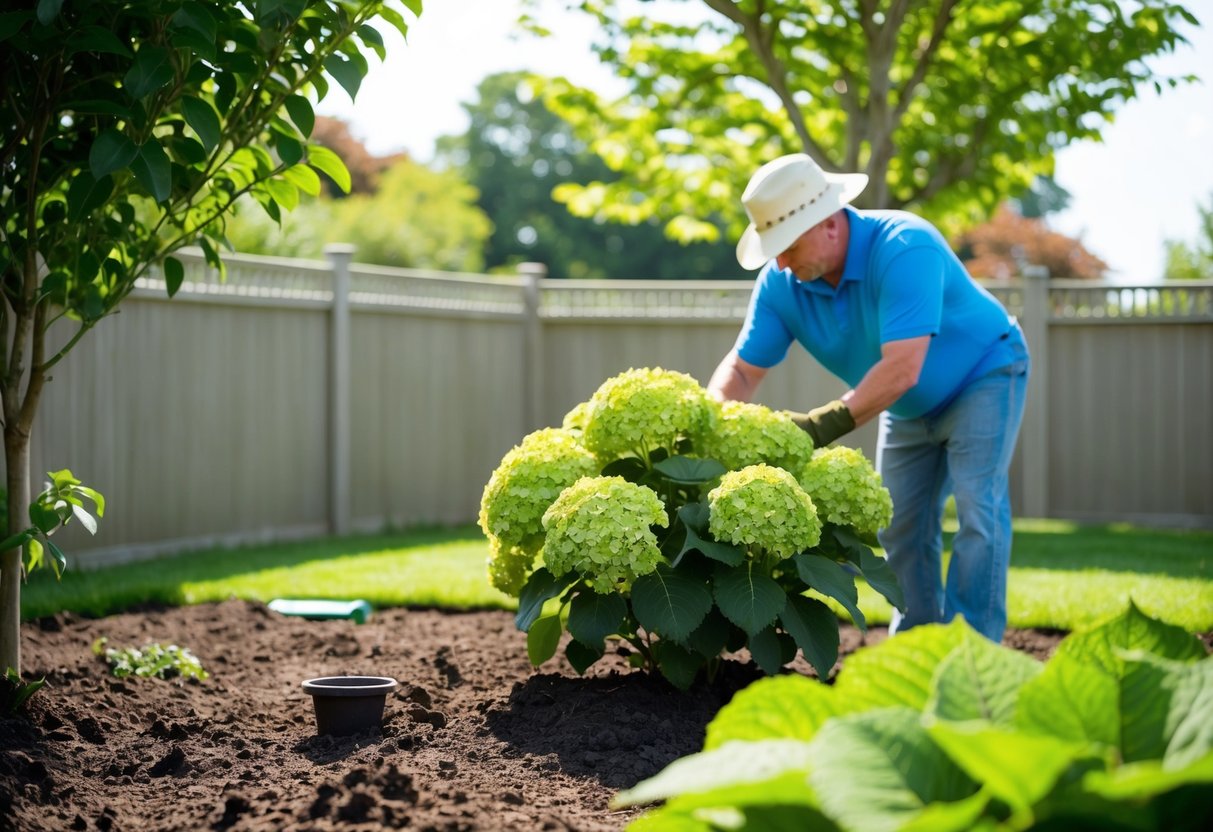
[480, 367, 903, 688]
[615, 602, 1213, 831]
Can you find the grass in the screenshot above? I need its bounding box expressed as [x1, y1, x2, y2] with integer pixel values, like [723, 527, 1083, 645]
[20, 519, 1213, 633]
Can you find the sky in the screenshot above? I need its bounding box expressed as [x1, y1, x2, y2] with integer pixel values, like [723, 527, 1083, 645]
[317, 0, 1213, 283]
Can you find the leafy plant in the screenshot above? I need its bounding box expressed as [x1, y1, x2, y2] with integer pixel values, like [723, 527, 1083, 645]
[0, 0, 416, 676]
[92, 637, 208, 681]
[2, 667, 47, 714]
[479, 367, 903, 688]
[615, 602, 1213, 831]
[0, 470, 104, 579]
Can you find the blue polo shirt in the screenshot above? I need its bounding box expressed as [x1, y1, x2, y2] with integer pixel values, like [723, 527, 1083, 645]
[734, 206, 1023, 419]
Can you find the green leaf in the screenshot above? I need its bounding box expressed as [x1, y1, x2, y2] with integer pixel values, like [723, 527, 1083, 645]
[0, 12, 33, 43]
[130, 141, 172, 203]
[705, 674, 841, 750]
[748, 626, 784, 675]
[515, 567, 576, 631]
[88, 129, 138, 179]
[856, 548, 904, 611]
[273, 132, 303, 166]
[306, 144, 351, 194]
[35, 0, 63, 26]
[566, 589, 626, 648]
[526, 614, 562, 666]
[713, 562, 786, 636]
[807, 708, 979, 832]
[653, 456, 727, 484]
[926, 627, 1043, 725]
[262, 177, 299, 212]
[613, 739, 816, 809]
[66, 173, 114, 222]
[67, 26, 132, 57]
[1082, 753, 1213, 802]
[686, 608, 731, 658]
[163, 256, 185, 297]
[24, 538, 44, 573]
[927, 721, 1095, 815]
[28, 502, 59, 535]
[1054, 600, 1207, 676]
[675, 503, 742, 567]
[44, 538, 67, 578]
[832, 619, 968, 711]
[181, 96, 221, 153]
[1156, 655, 1213, 769]
[0, 531, 35, 553]
[323, 54, 364, 101]
[284, 94, 315, 137]
[793, 553, 866, 632]
[281, 164, 322, 196]
[779, 595, 839, 681]
[357, 23, 386, 59]
[1015, 652, 1120, 748]
[70, 503, 97, 535]
[653, 640, 701, 690]
[600, 456, 647, 482]
[565, 639, 603, 675]
[73, 485, 105, 517]
[170, 1, 217, 41]
[123, 46, 175, 99]
[631, 563, 713, 642]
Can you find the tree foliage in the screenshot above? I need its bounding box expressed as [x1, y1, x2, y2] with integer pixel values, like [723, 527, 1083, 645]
[225, 156, 494, 271]
[534, 0, 1198, 242]
[1164, 190, 1213, 280]
[438, 71, 745, 279]
[954, 204, 1108, 279]
[311, 115, 407, 196]
[0, 0, 417, 674]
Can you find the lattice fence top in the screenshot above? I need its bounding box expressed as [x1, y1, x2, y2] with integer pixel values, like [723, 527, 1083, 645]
[130, 249, 1213, 322]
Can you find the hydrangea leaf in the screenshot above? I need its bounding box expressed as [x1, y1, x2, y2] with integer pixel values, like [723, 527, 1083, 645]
[1015, 652, 1120, 748]
[653, 455, 727, 484]
[832, 619, 969, 711]
[687, 608, 732, 659]
[705, 674, 841, 750]
[831, 526, 905, 611]
[1052, 600, 1207, 676]
[778, 595, 840, 682]
[526, 614, 563, 667]
[676, 503, 743, 567]
[567, 588, 627, 649]
[631, 563, 713, 642]
[792, 553, 866, 632]
[925, 627, 1043, 726]
[565, 639, 604, 676]
[747, 626, 783, 675]
[515, 567, 577, 632]
[714, 562, 787, 637]
[653, 639, 701, 690]
[806, 708, 979, 832]
[612, 740, 817, 809]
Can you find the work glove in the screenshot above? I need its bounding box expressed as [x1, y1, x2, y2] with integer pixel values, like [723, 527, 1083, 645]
[788, 400, 856, 449]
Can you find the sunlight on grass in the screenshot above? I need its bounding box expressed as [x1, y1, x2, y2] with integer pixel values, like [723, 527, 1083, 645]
[21, 520, 1213, 634]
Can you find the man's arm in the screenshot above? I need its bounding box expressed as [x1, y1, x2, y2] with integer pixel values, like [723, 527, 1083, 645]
[840, 335, 931, 426]
[707, 350, 769, 403]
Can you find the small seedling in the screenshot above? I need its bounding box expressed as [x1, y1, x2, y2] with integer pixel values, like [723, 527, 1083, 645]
[92, 638, 208, 681]
[2, 667, 47, 713]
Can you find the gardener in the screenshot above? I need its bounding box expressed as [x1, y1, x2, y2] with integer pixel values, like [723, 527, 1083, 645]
[707, 153, 1029, 643]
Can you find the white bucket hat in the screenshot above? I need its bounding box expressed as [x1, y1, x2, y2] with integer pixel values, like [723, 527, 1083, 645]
[735, 154, 869, 270]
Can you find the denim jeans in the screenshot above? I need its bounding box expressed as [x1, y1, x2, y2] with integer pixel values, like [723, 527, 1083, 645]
[875, 341, 1029, 642]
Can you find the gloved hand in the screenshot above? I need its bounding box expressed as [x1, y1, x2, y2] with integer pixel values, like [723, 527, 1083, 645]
[788, 400, 856, 448]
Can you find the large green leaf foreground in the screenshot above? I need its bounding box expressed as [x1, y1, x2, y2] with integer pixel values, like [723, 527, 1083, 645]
[615, 601, 1213, 832]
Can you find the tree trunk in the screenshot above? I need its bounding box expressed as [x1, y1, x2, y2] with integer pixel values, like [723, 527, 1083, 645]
[1, 426, 30, 674]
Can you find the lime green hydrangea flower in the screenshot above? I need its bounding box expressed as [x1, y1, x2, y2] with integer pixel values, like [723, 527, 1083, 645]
[541, 476, 669, 594]
[700, 400, 816, 474]
[486, 536, 536, 597]
[581, 367, 715, 461]
[708, 464, 822, 559]
[479, 428, 599, 551]
[798, 446, 894, 538]
[561, 399, 592, 433]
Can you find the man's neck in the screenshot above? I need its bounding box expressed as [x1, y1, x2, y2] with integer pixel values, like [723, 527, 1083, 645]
[820, 210, 851, 287]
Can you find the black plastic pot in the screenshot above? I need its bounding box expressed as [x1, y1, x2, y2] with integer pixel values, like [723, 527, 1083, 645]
[301, 675, 399, 736]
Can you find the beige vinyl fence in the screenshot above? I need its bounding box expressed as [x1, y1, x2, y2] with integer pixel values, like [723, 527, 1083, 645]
[24, 248, 1213, 567]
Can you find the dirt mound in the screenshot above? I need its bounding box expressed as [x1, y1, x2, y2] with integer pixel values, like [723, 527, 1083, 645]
[1, 600, 1065, 830]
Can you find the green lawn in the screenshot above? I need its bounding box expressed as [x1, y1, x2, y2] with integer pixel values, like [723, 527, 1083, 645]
[20, 519, 1213, 633]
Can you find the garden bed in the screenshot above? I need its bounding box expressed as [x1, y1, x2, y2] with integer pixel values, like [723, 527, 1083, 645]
[2, 600, 1066, 831]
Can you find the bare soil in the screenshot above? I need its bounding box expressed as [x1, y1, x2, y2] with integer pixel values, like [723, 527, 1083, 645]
[1, 600, 1068, 831]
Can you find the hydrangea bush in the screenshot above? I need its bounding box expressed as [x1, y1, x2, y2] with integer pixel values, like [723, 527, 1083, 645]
[479, 367, 904, 689]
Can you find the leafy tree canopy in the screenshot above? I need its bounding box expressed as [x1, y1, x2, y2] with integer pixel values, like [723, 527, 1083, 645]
[953, 203, 1107, 279]
[437, 71, 745, 279]
[529, 0, 1198, 242]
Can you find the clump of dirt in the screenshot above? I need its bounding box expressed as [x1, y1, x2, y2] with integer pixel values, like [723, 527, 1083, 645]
[0, 600, 1067, 830]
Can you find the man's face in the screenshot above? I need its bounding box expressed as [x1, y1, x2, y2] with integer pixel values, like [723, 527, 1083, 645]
[775, 221, 833, 282]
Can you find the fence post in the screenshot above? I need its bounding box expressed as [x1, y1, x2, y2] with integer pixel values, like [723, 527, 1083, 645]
[518, 262, 547, 432]
[326, 244, 355, 536]
[1020, 266, 1050, 519]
